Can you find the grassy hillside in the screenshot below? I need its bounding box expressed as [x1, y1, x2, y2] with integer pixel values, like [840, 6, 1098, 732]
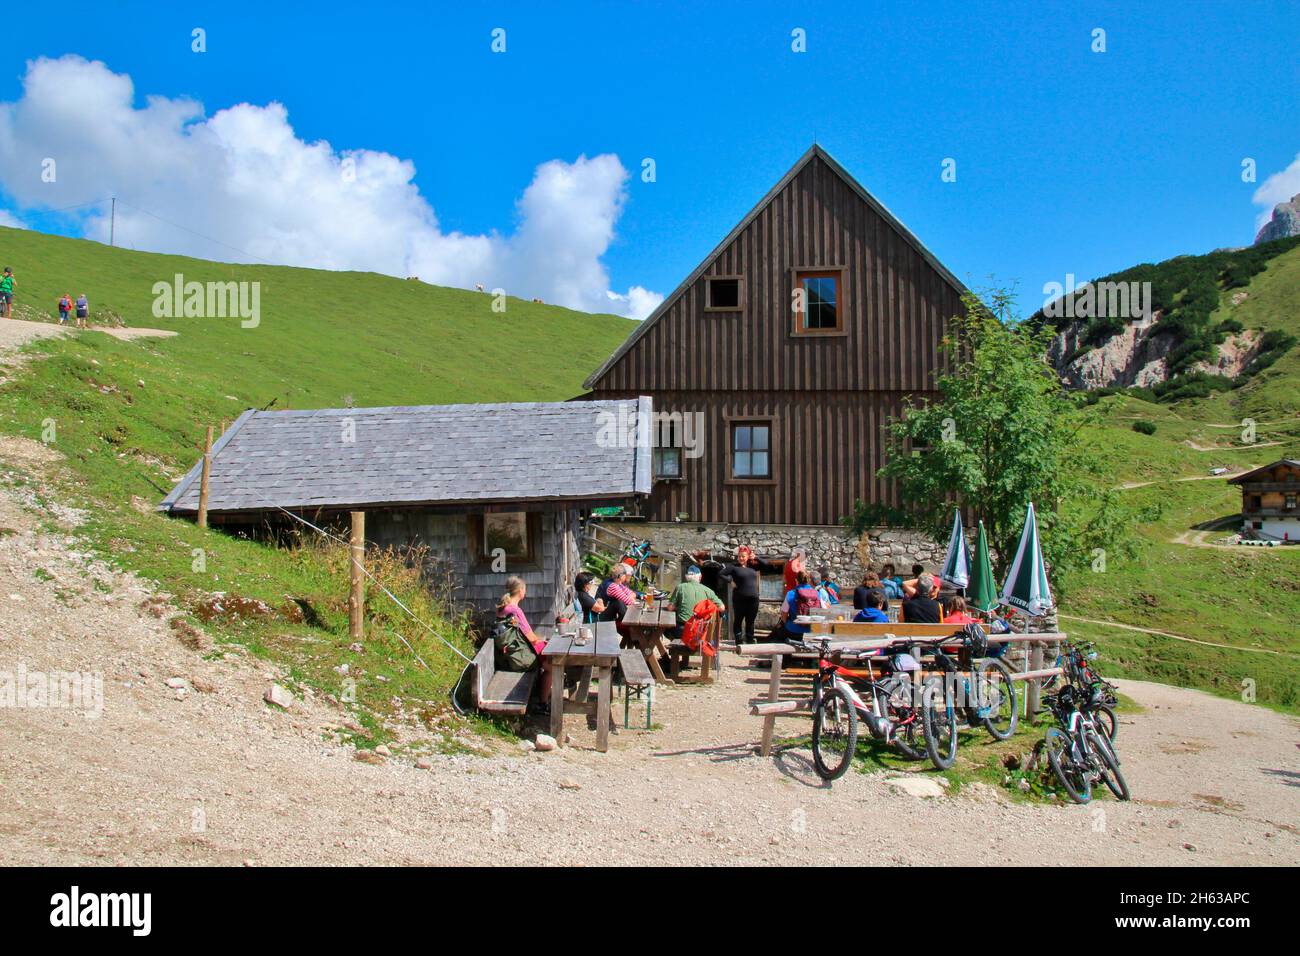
[1059, 282, 1300, 715]
[0, 226, 635, 747]
[0, 225, 633, 407]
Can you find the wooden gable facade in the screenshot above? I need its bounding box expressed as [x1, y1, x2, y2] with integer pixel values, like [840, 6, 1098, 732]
[584, 145, 967, 526]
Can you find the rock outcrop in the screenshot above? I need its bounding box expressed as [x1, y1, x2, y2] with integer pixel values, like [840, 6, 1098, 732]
[1255, 193, 1300, 245]
[1047, 315, 1176, 389]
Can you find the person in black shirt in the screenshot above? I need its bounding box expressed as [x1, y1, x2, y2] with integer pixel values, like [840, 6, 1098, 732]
[901, 572, 942, 623]
[718, 545, 784, 644]
[720, 555, 760, 644]
[573, 571, 605, 624]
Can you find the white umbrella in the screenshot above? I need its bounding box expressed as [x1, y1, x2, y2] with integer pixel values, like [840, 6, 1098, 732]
[940, 508, 971, 589]
[999, 502, 1054, 617]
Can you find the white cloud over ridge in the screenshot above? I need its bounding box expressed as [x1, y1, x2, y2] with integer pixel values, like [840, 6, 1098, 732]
[1252, 152, 1300, 232]
[0, 56, 661, 319]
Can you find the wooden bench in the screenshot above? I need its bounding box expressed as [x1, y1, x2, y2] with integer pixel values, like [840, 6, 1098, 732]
[618, 648, 655, 728]
[472, 639, 537, 715]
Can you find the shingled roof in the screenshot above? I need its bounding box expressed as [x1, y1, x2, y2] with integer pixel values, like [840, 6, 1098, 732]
[160, 398, 653, 515]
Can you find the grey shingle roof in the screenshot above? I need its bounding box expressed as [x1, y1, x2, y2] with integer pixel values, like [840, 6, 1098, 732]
[161, 397, 653, 514]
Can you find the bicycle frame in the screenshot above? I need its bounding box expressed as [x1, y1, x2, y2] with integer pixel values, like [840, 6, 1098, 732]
[809, 646, 917, 742]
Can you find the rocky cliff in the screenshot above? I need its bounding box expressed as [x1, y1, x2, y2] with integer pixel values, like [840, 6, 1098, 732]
[1047, 314, 1263, 390]
[1255, 193, 1300, 245]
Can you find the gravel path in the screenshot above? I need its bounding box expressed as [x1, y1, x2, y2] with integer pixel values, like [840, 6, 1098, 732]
[1, 438, 1296, 867]
[0, 318, 66, 360]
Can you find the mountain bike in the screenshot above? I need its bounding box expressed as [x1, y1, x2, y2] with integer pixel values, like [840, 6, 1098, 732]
[1049, 641, 1120, 742]
[1042, 683, 1130, 804]
[913, 626, 1019, 770]
[790, 637, 951, 781]
[926, 630, 1019, 737]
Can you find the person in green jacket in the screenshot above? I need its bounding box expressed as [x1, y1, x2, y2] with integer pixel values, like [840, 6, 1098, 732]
[666, 565, 725, 637]
[0, 268, 14, 318]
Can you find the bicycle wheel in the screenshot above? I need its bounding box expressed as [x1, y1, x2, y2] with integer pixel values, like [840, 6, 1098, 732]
[978, 659, 1018, 741]
[1090, 730, 1131, 800]
[1045, 727, 1091, 804]
[879, 679, 924, 760]
[922, 676, 958, 770]
[811, 684, 858, 781]
[1090, 704, 1118, 742]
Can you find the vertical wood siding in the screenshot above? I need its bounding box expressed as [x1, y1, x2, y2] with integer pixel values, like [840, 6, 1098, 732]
[588, 152, 963, 525]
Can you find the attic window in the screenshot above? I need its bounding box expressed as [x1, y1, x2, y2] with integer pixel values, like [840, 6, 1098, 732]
[705, 276, 742, 312]
[792, 268, 845, 334]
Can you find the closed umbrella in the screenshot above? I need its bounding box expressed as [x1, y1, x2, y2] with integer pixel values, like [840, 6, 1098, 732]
[940, 508, 971, 590]
[999, 502, 1054, 617]
[967, 520, 997, 614]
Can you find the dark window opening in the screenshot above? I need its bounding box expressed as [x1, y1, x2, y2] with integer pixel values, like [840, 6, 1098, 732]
[705, 277, 741, 311]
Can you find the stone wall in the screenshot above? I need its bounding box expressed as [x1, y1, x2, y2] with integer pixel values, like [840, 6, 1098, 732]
[620, 521, 946, 591]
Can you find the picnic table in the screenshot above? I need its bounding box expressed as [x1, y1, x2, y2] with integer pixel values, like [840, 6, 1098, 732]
[621, 603, 677, 684]
[542, 621, 622, 752]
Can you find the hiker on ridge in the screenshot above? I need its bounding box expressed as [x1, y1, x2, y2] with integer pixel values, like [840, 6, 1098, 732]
[0, 268, 14, 317]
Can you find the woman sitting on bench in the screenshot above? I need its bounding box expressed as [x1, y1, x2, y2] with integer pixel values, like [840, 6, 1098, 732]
[496, 576, 552, 700]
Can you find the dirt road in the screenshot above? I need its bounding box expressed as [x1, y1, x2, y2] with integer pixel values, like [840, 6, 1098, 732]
[0, 439, 1295, 866]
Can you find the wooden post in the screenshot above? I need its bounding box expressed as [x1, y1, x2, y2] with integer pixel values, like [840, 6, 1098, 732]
[1027, 640, 1044, 718]
[197, 426, 213, 529]
[348, 510, 365, 641]
[759, 652, 784, 757]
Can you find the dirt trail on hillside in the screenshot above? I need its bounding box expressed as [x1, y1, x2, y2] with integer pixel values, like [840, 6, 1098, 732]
[0, 317, 174, 352]
[1117, 471, 1250, 490]
[0, 439, 1296, 866]
[0, 319, 66, 368]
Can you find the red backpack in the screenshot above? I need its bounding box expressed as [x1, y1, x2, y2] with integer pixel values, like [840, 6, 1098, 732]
[681, 599, 719, 657]
[794, 586, 822, 617]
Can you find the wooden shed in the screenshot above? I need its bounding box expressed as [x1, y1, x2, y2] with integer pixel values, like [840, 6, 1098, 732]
[160, 398, 653, 626]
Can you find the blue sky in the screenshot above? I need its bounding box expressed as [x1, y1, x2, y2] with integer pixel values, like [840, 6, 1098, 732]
[1, 0, 1297, 318]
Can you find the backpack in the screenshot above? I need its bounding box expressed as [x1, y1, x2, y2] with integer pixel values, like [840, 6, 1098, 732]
[490, 616, 538, 673]
[794, 586, 822, 617]
[681, 599, 719, 657]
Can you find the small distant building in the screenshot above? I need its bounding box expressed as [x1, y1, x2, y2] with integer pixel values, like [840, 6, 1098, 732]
[160, 399, 653, 626]
[1229, 459, 1300, 541]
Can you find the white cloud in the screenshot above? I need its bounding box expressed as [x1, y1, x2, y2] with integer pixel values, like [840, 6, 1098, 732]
[1252, 152, 1300, 231]
[0, 55, 659, 318]
[0, 209, 24, 228]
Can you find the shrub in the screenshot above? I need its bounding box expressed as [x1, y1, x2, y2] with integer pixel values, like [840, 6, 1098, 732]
[1132, 420, 1157, 435]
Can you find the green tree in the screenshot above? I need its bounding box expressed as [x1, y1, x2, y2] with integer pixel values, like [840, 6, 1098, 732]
[844, 287, 1147, 590]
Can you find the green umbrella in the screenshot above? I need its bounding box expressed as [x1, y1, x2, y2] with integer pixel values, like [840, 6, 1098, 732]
[967, 520, 997, 613]
[940, 508, 971, 589]
[999, 502, 1054, 617]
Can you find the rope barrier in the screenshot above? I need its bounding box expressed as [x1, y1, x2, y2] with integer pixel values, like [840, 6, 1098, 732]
[260, 501, 473, 666]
